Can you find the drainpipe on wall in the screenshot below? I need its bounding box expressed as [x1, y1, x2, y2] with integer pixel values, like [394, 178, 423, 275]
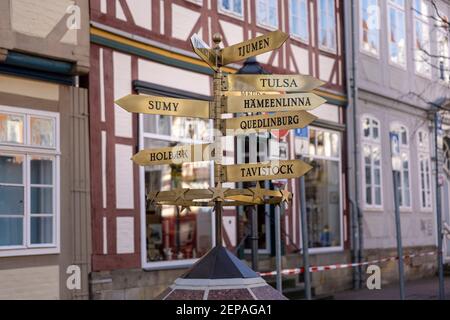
[429, 102, 447, 300]
[345, 0, 363, 289]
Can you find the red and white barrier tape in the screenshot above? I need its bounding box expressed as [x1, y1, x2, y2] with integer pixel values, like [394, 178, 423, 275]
[259, 251, 436, 277]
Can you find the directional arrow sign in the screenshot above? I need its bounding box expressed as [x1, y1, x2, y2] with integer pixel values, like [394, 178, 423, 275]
[223, 160, 313, 183]
[190, 34, 219, 70]
[223, 111, 317, 133]
[222, 74, 325, 92]
[132, 143, 213, 166]
[115, 94, 211, 119]
[223, 93, 326, 114]
[221, 30, 289, 65]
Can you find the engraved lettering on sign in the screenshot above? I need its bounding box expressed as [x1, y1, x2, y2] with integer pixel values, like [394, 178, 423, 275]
[224, 93, 326, 113]
[115, 94, 211, 119]
[224, 74, 325, 92]
[240, 164, 294, 178]
[223, 160, 313, 182]
[260, 78, 298, 88]
[243, 97, 311, 109]
[148, 100, 179, 112]
[239, 114, 300, 130]
[149, 149, 188, 162]
[221, 30, 289, 65]
[223, 111, 317, 134]
[238, 37, 270, 57]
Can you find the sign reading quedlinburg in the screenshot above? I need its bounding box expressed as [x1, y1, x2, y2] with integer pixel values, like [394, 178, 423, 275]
[223, 110, 317, 133]
[190, 34, 219, 70]
[223, 160, 312, 183]
[223, 93, 326, 114]
[115, 94, 211, 119]
[222, 74, 325, 92]
[132, 144, 213, 166]
[220, 30, 289, 65]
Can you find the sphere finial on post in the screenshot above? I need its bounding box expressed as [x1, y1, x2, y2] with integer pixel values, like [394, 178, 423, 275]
[212, 33, 222, 48]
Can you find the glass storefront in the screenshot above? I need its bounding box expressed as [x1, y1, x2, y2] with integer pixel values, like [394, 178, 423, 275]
[141, 113, 213, 264]
[302, 127, 342, 250]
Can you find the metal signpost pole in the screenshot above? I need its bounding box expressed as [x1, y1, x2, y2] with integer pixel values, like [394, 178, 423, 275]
[213, 34, 223, 247]
[393, 171, 405, 300]
[434, 112, 445, 300]
[275, 202, 282, 293]
[390, 132, 405, 300]
[251, 205, 259, 270]
[299, 172, 312, 300]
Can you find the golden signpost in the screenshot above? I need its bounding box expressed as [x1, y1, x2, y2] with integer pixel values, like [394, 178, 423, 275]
[116, 29, 328, 249]
[223, 93, 326, 113]
[115, 94, 211, 119]
[222, 74, 325, 92]
[221, 30, 289, 65]
[223, 110, 317, 133]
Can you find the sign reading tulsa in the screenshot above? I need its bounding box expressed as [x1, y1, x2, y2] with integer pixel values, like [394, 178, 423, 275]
[223, 74, 325, 92]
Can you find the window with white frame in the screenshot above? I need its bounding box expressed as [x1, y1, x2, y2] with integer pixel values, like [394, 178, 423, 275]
[318, 0, 337, 51]
[417, 129, 432, 209]
[290, 0, 309, 43]
[257, 0, 278, 28]
[360, 0, 380, 55]
[219, 0, 243, 17]
[437, 15, 450, 83]
[361, 116, 382, 207]
[390, 123, 411, 208]
[0, 106, 59, 252]
[140, 93, 213, 268]
[388, 0, 407, 67]
[413, 0, 431, 76]
[302, 127, 342, 250]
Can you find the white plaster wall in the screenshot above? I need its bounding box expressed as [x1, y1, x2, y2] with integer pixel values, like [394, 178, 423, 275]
[171, 4, 200, 40]
[0, 266, 59, 300]
[115, 144, 135, 209]
[128, 0, 152, 30]
[116, 216, 135, 254]
[113, 51, 133, 138]
[11, 0, 73, 39]
[138, 59, 211, 96]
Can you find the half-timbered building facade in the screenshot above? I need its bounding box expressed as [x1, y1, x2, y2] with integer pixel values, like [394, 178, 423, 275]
[0, 0, 91, 299]
[89, 0, 349, 299]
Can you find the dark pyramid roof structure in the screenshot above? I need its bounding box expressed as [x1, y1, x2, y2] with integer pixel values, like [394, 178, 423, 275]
[158, 245, 288, 300]
[181, 245, 259, 279]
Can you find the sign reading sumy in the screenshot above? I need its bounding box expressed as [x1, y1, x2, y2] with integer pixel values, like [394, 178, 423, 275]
[116, 29, 327, 209]
[115, 94, 211, 119]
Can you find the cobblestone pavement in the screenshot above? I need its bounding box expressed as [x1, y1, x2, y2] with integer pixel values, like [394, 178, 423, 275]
[332, 276, 450, 300]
